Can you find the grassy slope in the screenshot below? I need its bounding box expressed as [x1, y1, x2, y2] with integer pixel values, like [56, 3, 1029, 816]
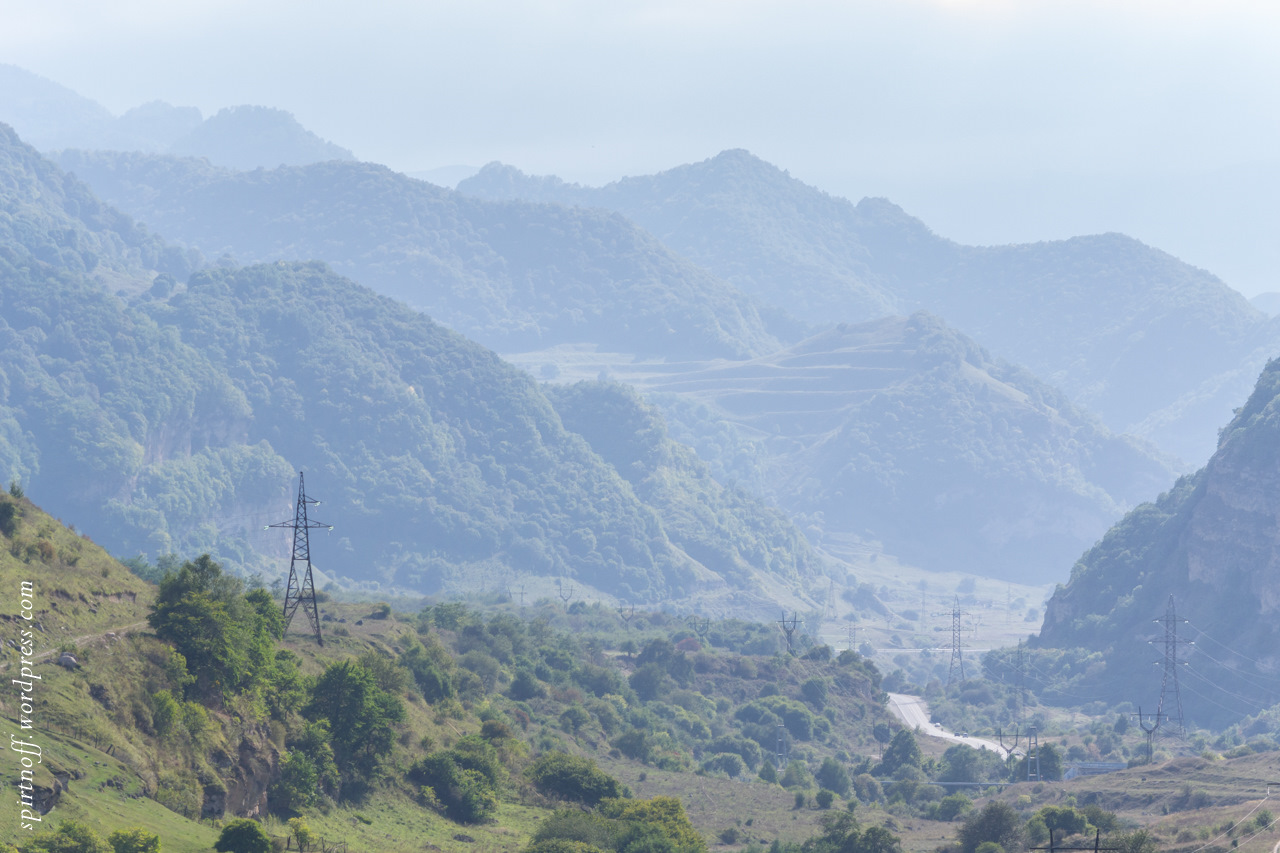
[4, 493, 1267, 853]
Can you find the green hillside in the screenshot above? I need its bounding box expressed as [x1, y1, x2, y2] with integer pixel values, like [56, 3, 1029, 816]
[459, 151, 1277, 466]
[547, 381, 824, 612]
[0, 123, 197, 291]
[1028, 358, 1280, 727]
[53, 149, 792, 361]
[3, 125, 832, 604]
[567, 314, 1175, 582]
[0, 499, 903, 853]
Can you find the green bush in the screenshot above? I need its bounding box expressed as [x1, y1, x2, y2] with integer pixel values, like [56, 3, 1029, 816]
[214, 819, 273, 853]
[528, 752, 624, 806]
[701, 752, 746, 778]
[108, 829, 160, 853]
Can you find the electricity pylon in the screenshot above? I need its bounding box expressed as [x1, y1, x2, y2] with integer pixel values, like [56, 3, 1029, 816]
[934, 597, 970, 685]
[1151, 594, 1191, 735]
[268, 472, 332, 645]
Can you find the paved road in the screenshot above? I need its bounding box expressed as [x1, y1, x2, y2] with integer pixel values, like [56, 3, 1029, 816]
[887, 692, 1011, 759]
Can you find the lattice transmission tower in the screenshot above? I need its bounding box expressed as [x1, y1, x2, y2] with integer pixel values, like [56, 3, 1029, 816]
[1152, 594, 1192, 735]
[269, 472, 332, 645]
[934, 597, 970, 685]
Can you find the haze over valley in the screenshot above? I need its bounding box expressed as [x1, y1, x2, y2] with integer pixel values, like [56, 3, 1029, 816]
[3, 7, 1280, 849]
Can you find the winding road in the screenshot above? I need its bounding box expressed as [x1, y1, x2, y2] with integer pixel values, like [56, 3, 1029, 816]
[887, 692, 1011, 759]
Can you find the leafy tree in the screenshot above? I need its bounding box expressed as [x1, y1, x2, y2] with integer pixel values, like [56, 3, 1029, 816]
[0, 500, 17, 537]
[447, 735, 506, 788]
[1036, 806, 1088, 839]
[529, 808, 619, 850]
[815, 789, 835, 809]
[528, 752, 624, 806]
[214, 819, 272, 853]
[930, 793, 972, 822]
[802, 677, 829, 709]
[816, 757, 851, 796]
[286, 819, 316, 853]
[800, 812, 902, 853]
[612, 730, 651, 763]
[271, 750, 321, 812]
[402, 636, 457, 701]
[875, 730, 921, 777]
[938, 744, 1004, 785]
[147, 555, 281, 698]
[782, 759, 814, 789]
[304, 660, 405, 778]
[872, 723, 892, 756]
[244, 588, 285, 639]
[1014, 743, 1063, 782]
[599, 796, 707, 853]
[958, 802, 1026, 853]
[107, 828, 160, 853]
[28, 821, 111, 853]
[701, 752, 746, 778]
[287, 720, 340, 796]
[629, 663, 667, 701]
[510, 668, 547, 700]
[409, 753, 498, 824]
[1109, 830, 1157, 853]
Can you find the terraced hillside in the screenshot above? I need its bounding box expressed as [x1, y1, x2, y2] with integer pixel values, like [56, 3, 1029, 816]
[515, 314, 1174, 582]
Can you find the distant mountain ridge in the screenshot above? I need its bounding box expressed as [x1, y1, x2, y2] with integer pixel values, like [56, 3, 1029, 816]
[54, 149, 794, 360]
[51, 142, 1189, 582]
[459, 151, 1279, 466]
[0, 64, 352, 169]
[0, 126, 819, 606]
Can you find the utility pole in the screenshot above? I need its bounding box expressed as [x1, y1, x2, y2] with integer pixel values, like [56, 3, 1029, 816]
[1151, 595, 1191, 735]
[556, 578, 575, 606]
[687, 615, 711, 639]
[1135, 706, 1165, 764]
[997, 725, 1022, 756]
[511, 584, 526, 607]
[778, 612, 802, 654]
[846, 623, 858, 653]
[1033, 829, 1121, 853]
[268, 472, 332, 646]
[1025, 726, 1040, 782]
[1015, 641, 1028, 723]
[933, 597, 970, 685]
[775, 723, 788, 770]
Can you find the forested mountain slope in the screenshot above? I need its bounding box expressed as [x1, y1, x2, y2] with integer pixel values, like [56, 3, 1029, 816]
[1026, 358, 1280, 727]
[0, 123, 197, 289]
[460, 151, 1279, 465]
[0, 126, 818, 603]
[54, 149, 792, 361]
[548, 381, 824, 610]
[636, 314, 1176, 582]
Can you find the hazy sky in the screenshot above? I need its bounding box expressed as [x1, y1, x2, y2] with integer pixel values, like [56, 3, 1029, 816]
[3, 0, 1277, 293]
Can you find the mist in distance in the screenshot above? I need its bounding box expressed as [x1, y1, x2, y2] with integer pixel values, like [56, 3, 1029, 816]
[3, 0, 1277, 294]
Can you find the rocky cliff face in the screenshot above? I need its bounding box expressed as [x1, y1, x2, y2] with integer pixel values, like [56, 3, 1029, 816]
[1034, 359, 1280, 725]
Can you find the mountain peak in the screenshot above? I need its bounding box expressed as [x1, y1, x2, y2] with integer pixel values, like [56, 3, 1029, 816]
[168, 105, 355, 171]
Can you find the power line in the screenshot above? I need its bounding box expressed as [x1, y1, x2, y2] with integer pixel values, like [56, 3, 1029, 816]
[268, 472, 332, 646]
